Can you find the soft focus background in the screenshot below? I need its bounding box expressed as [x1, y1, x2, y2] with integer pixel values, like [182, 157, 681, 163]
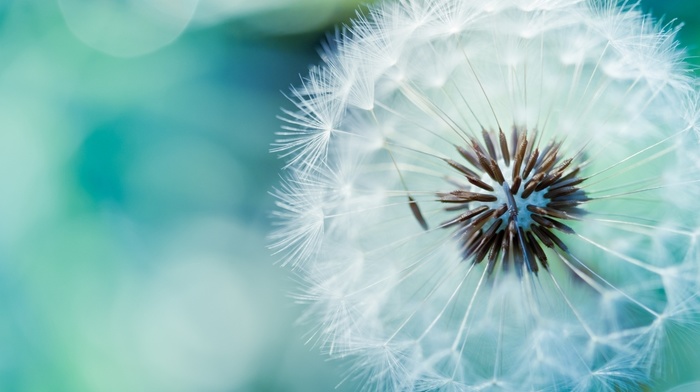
[0, 1, 698, 391]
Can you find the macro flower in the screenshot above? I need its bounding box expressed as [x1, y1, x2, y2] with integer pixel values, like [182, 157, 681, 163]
[272, 0, 700, 390]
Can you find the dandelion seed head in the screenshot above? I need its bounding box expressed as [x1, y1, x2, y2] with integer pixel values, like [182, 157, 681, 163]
[272, 0, 700, 390]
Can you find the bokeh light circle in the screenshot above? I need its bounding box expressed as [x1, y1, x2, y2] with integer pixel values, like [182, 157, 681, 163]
[58, 0, 199, 58]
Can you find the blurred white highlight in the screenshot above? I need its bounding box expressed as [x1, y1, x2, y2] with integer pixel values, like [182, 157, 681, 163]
[58, 0, 198, 57]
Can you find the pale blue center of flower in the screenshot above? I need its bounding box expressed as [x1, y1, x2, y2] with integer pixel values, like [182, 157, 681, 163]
[486, 159, 547, 230]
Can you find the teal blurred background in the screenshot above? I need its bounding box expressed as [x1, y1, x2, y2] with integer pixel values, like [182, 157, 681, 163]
[0, 1, 697, 391]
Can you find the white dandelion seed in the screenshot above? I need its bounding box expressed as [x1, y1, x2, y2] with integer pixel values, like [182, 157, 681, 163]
[272, 0, 700, 390]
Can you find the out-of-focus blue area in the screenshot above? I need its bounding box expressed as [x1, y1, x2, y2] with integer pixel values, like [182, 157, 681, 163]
[0, 0, 697, 391]
[0, 1, 366, 391]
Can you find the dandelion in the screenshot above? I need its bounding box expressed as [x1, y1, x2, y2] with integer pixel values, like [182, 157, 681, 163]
[272, 0, 700, 390]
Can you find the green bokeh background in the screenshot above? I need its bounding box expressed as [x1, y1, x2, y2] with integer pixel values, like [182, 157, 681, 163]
[0, 1, 698, 391]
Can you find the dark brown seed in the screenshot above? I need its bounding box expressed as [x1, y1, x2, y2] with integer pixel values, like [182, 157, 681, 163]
[462, 230, 483, 259]
[499, 130, 510, 167]
[471, 237, 493, 264]
[521, 173, 545, 198]
[471, 220, 503, 264]
[538, 227, 569, 252]
[464, 208, 497, 234]
[456, 145, 482, 169]
[512, 134, 528, 180]
[530, 213, 574, 234]
[522, 148, 539, 179]
[467, 176, 495, 192]
[408, 196, 428, 230]
[501, 226, 513, 272]
[440, 205, 489, 228]
[518, 227, 538, 273]
[439, 190, 498, 203]
[554, 158, 573, 173]
[494, 204, 508, 219]
[527, 205, 572, 220]
[510, 126, 519, 161]
[531, 225, 554, 248]
[490, 159, 505, 184]
[526, 231, 548, 270]
[544, 186, 579, 199]
[482, 129, 497, 160]
[464, 227, 485, 256]
[550, 176, 585, 190]
[446, 159, 479, 178]
[445, 204, 470, 211]
[469, 137, 489, 160]
[510, 176, 522, 195]
[535, 172, 563, 191]
[558, 167, 581, 183]
[530, 214, 555, 229]
[462, 210, 493, 248]
[537, 147, 559, 173]
[546, 200, 584, 209]
[551, 192, 589, 203]
[487, 230, 506, 275]
[509, 220, 521, 266]
[548, 219, 575, 234]
[507, 218, 517, 237]
[475, 148, 497, 181]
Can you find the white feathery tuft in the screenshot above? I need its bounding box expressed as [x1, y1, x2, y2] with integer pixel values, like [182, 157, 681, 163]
[272, 0, 700, 390]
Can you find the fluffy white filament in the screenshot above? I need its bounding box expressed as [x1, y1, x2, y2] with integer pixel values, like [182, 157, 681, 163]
[272, 0, 700, 390]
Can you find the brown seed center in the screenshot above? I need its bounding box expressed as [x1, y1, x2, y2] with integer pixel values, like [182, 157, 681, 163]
[439, 127, 589, 275]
